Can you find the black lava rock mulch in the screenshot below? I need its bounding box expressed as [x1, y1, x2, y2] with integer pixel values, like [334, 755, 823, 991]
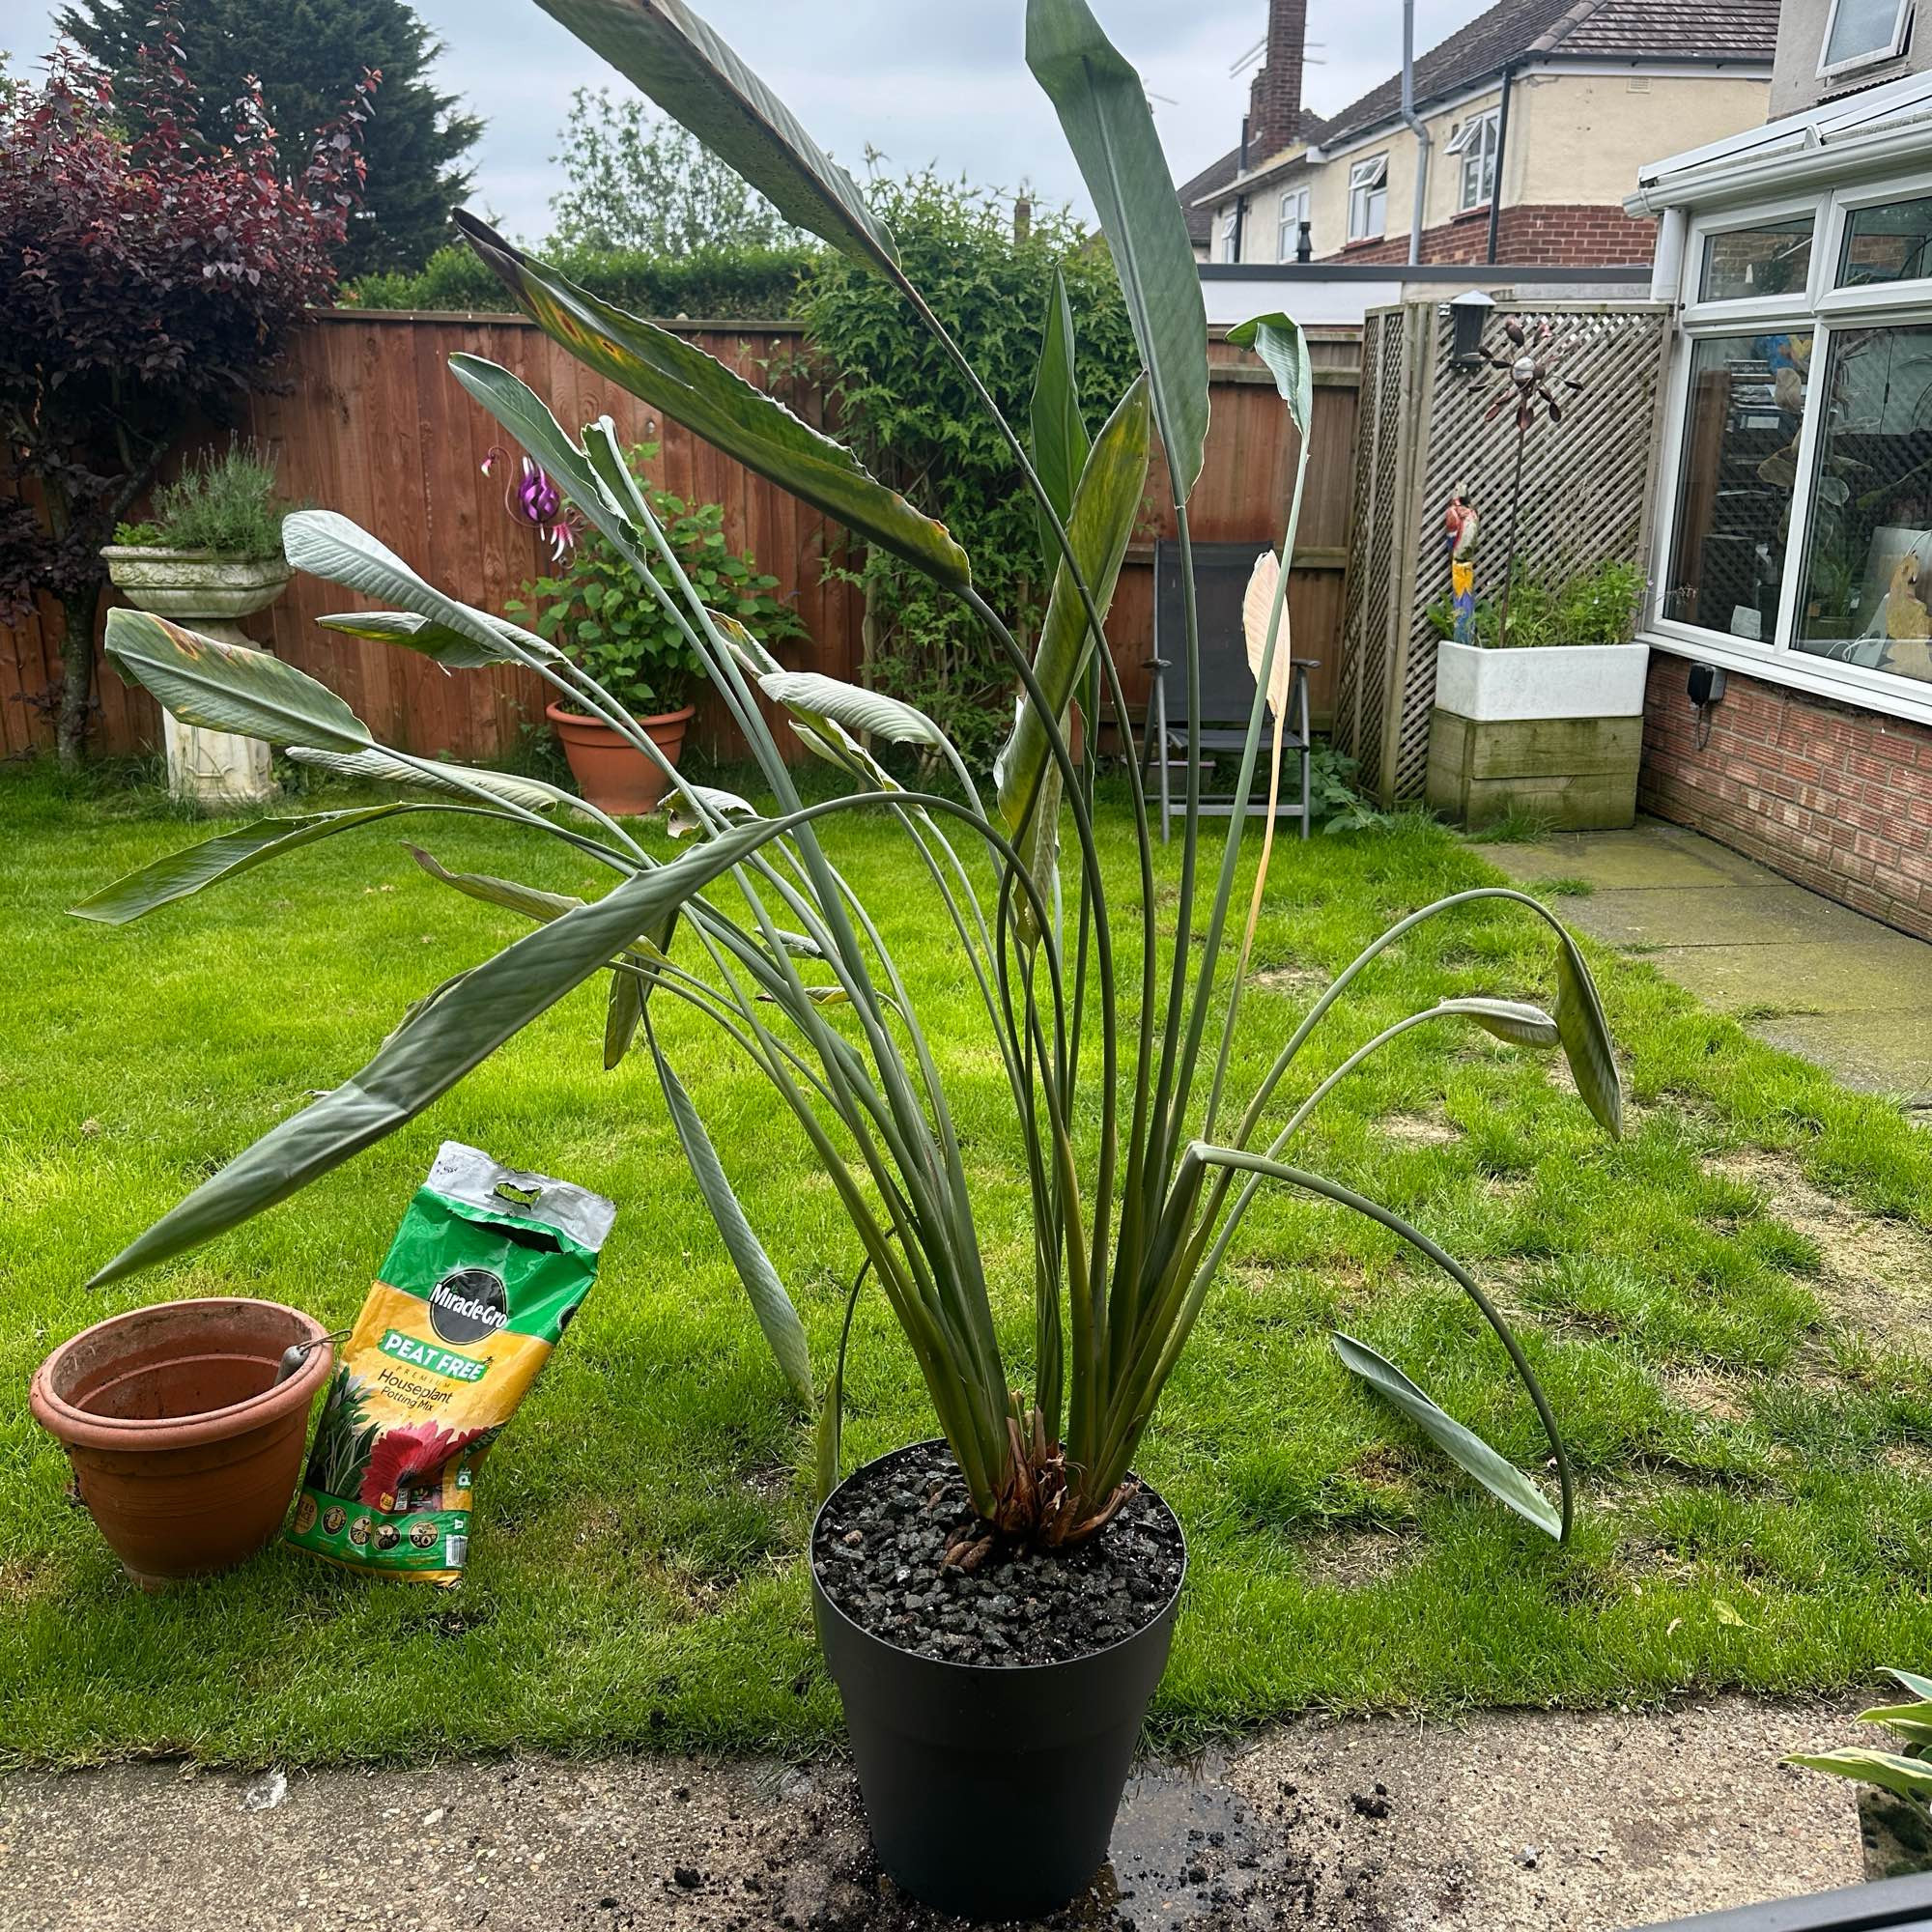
[811, 1440, 1185, 1668]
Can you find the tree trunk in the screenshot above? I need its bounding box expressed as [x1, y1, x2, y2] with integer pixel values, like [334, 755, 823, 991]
[56, 579, 100, 769]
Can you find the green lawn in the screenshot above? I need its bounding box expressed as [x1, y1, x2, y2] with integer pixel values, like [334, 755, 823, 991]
[4, 761, 1931, 1769]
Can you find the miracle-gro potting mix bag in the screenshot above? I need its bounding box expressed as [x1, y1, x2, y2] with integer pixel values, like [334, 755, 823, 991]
[289, 1142, 616, 1583]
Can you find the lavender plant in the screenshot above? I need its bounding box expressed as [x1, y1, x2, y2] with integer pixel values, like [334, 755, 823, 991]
[78, 0, 1620, 1550]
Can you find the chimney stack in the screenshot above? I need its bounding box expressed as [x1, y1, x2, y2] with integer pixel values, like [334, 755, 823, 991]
[1246, 0, 1307, 161]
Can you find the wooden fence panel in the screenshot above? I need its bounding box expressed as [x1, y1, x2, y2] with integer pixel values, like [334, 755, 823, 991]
[4, 311, 1358, 766]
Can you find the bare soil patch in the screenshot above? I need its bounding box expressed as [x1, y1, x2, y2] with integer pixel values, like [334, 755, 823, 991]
[1710, 1148, 1932, 1350]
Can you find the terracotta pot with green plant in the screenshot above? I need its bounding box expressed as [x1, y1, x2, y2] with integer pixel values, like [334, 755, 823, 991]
[101, 443, 295, 810]
[72, 0, 1622, 1915]
[500, 441, 801, 815]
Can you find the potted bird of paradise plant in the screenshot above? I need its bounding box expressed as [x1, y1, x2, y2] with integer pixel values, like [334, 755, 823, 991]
[72, 0, 1623, 1916]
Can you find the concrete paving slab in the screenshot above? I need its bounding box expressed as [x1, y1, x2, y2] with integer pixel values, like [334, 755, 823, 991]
[1752, 1011, 1932, 1101]
[1635, 942, 1932, 1016]
[0, 1696, 1869, 1932]
[1481, 818, 1932, 1097]
[1492, 832, 1771, 892]
[1563, 885, 1890, 951]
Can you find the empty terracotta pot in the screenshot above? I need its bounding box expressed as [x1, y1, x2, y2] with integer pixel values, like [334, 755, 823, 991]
[29, 1298, 331, 1589]
[547, 702, 696, 816]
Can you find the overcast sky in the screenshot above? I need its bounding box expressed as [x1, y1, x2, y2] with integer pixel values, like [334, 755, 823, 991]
[9, 0, 1492, 240]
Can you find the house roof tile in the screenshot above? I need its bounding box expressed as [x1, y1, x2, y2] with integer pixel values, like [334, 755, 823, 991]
[1177, 145, 1244, 242]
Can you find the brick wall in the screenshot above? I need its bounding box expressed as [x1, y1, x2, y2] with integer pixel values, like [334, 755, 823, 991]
[1639, 654, 1932, 943]
[1248, 0, 1307, 156]
[1328, 202, 1657, 268]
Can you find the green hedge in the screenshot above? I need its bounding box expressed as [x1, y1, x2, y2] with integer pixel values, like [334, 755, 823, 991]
[347, 241, 823, 319]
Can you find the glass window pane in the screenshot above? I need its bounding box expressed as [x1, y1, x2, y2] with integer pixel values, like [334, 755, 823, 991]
[1838, 194, 1932, 288]
[1792, 324, 1932, 683]
[1699, 217, 1813, 301]
[1663, 332, 1812, 638]
[1824, 0, 1903, 68]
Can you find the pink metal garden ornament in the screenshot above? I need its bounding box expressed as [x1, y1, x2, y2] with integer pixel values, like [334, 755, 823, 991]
[480, 445, 579, 561]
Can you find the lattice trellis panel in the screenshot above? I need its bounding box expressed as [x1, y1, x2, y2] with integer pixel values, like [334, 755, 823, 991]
[1338, 299, 1670, 804]
[1334, 306, 1407, 775]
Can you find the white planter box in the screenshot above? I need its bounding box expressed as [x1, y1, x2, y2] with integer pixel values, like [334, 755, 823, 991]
[1433, 639, 1650, 723]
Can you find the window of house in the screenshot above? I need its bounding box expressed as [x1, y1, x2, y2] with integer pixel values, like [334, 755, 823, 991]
[1276, 185, 1310, 262]
[1789, 323, 1932, 682]
[1652, 182, 1932, 723]
[1217, 206, 1239, 264]
[1348, 156, 1388, 242]
[1838, 192, 1932, 288]
[1662, 333, 1804, 639]
[1446, 110, 1499, 213]
[1697, 215, 1814, 302]
[1817, 0, 1913, 77]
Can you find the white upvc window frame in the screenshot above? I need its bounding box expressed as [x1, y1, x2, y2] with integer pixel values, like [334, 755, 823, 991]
[1680, 195, 1822, 324]
[1216, 205, 1239, 264]
[1447, 108, 1500, 213]
[1816, 0, 1914, 82]
[1276, 184, 1311, 263]
[1821, 164, 1932, 311]
[1646, 181, 1932, 727]
[1348, 155, 1389, 242]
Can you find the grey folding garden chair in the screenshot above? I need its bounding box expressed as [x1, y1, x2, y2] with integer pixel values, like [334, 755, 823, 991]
[1141, 537, 1315, 844]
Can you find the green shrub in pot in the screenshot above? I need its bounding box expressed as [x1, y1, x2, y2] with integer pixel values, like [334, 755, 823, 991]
[113, 443, 292, 561]
[505, 440, 802, 717]
[75, 0, 1623, 1912]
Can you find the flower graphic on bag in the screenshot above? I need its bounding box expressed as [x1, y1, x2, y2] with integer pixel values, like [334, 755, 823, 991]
[358, 1420, 490, 1513]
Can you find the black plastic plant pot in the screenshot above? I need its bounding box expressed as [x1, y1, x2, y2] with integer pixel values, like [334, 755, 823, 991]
[809, 1441, 1186, 1921]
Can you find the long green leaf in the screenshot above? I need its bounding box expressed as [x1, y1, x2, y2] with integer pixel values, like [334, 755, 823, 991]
[70, 805, 425, 925]
[1031, 265, 1089, 567]
[451, 215, 971, 589]
[1888, 1669, 1932, 1703]
[1553, 932, 1623, 1137]
[315, 608, 537, 670]
[604, 969, 643, 1070]
[87, 812, 786, 1288]
[1858, 1704, 1932, 1749]
[103, 611, 371, 753]
[528, 0, 898, 277]
[644, 1014, 813, 1406]
[997, 374, 1150, 839]
[407, 846, 585, 923]
[285, 512, 563, 668]
[1332, 1332, 1562, 1541]
[1026, 0, 1208, 501]
[1784, 1749, 1932, 1803]
[1228, 312, 1314, 436]
[758, 670, 944, 749]
[407, 847, 671, 1048]
[1185, 1142, 1572, 1543]
[1435, 998, 1559, 1048]
[815, 1261, 869, 1503]
[286, 747, 563, 814]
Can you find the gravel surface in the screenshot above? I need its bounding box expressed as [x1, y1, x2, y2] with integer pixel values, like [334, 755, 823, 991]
[0, 1696, 1873, 1931]
[812, 1442, 1185, 1667]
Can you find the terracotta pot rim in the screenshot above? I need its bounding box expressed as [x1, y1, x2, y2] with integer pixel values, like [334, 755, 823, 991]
[28, 1297, 332, 1455]
[544, 700, 696, 730]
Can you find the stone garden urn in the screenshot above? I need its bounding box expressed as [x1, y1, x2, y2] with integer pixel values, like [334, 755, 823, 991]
[99, 547, 293, 810]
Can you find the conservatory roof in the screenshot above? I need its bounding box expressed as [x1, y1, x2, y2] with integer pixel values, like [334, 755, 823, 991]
[1626, 66, 1932, 215]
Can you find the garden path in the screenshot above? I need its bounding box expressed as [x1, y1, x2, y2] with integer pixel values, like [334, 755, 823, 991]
[0, 1695, 1866, 1931]
[1485, 819, 1932, 1111]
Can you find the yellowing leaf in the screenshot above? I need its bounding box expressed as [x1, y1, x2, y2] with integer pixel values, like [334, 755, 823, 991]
[1242, 548, 1290, 721]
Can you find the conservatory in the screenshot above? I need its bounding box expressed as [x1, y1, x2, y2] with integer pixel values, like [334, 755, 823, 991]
[1621, 68, 1932, 943]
